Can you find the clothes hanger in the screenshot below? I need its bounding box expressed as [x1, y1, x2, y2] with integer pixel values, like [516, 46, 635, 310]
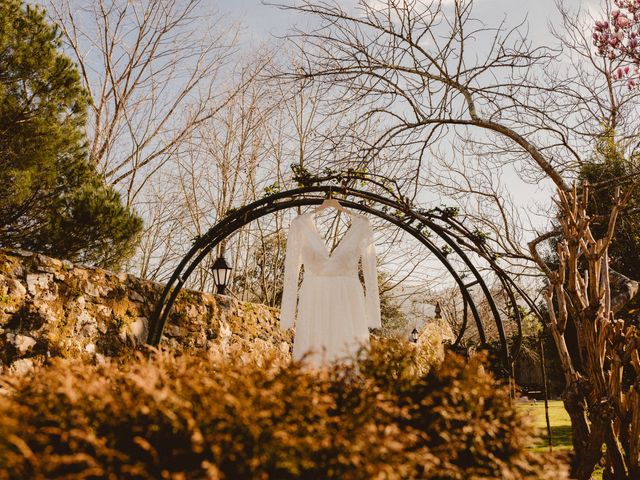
[311, 189, 352, 216]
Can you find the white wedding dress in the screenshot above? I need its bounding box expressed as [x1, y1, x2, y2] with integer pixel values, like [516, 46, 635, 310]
[280, 211, 381, 364]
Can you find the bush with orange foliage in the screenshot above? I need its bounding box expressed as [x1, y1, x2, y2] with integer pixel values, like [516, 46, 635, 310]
[0, 339, 567, 479]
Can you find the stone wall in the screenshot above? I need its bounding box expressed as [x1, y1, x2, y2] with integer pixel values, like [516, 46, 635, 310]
[0, 249, 291, 373]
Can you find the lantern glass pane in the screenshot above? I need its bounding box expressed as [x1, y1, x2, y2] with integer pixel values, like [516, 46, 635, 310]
[212, 267, 231, 287]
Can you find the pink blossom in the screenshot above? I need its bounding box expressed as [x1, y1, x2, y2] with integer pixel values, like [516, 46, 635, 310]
[618, 16, 631, 27]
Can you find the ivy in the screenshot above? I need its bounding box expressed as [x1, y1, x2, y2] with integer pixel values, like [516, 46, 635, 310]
[263, 182, 281, 197]
[291, 164, 319, 187]
[392, 211, 405, 221]
[440, 206, 460, 219]
[469, 228, 489, 245]
[415, 224, 431, 238]
[416, 205, 459, 219]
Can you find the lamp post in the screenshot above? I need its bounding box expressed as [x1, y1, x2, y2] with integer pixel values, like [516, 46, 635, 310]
[410, 327, 419, 343]
[211, 255, 232, 295]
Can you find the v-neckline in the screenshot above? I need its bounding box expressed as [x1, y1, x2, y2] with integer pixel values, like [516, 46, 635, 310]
[304, 212, 358, 258]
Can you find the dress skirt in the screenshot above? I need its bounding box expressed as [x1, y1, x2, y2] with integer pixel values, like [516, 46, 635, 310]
[293, 274, 370, 364]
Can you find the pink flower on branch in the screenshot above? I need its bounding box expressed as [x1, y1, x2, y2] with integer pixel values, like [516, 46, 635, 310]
[594, 0, 640, 88]
[617, 16, 631, 28]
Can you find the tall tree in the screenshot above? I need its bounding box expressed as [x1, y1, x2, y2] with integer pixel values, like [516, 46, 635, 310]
[579, 134, 640, 282]
[45, 0, 257, 205]
[0, 0, 141, 268]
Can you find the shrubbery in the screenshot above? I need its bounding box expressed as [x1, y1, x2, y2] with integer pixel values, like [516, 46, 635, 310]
[0, 340, 567, 479]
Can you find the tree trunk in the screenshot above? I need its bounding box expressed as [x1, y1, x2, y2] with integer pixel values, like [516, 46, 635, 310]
[533, 186, 639, 479]
[561, 378, 591, 477]
[539, 334, 553, 452]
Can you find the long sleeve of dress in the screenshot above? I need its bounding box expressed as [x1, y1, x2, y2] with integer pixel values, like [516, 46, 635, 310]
[362, 222, 381, 329]
[280, 218, 302, 331]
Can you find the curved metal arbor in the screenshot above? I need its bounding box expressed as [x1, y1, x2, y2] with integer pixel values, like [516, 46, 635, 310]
[148, 173, 535, 370]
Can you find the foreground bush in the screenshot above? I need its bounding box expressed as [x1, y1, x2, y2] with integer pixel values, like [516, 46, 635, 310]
[0, 340, 567, 479]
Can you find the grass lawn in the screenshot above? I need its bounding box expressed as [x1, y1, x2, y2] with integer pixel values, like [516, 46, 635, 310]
[518, 400, 572, 453]
[518, 400, 603, 480]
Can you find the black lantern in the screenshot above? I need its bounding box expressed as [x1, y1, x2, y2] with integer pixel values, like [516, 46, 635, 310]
[410, 327, 419, 343]
[211, 256, 232, 295]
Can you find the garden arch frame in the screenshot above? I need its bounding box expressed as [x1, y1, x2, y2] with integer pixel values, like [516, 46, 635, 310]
[148, 172, 537, 371]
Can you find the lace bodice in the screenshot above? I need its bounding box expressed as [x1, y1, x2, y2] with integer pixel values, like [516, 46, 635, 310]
[280, 212, 381, 333]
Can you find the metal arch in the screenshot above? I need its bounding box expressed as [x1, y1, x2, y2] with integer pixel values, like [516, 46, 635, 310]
[147, 189, 489, 340]
[149, 197, 485, 347]
[434, 212, 538, 361]
[147, 188, 505, 360]
[148, 184, 520, 369]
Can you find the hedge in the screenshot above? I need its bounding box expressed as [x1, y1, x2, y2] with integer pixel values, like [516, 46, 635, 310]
[0, 339, 567, 479]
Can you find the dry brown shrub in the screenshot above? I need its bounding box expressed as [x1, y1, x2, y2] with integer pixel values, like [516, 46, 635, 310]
[0, 339, 567, 479]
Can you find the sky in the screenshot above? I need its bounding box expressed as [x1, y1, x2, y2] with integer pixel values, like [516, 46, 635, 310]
[208, 0, 618, 330]
[217, 0, 600, 48]
[214, 0, 602, 231]
[173, 0, 611, 320]
[27, 0, 610, 306]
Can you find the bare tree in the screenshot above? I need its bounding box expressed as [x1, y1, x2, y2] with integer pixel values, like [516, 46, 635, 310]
[45, 0, 267, 205]
[131, 65, 278, 288]
[275, 0, 640, 477]
[529, 185, 639, 479]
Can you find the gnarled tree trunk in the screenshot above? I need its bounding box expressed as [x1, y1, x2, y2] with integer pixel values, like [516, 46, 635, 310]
[531, 184, 640, 479]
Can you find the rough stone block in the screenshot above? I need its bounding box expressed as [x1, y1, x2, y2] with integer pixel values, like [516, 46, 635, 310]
[0, 248, 289, 370]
